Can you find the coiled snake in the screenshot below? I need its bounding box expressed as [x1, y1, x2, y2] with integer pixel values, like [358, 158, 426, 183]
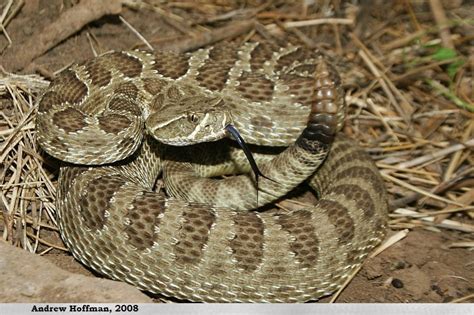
[36, 42, 388, 302]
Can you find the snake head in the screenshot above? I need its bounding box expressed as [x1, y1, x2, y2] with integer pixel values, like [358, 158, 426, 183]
[146, 99, 233, 146]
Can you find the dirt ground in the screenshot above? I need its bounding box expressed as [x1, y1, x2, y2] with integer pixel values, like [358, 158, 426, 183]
[1, 0, 473, 303]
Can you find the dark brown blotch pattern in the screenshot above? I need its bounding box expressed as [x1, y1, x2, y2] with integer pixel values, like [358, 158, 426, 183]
[330, 147, 365, 168]
[173, 205, 215, 265]
[196, 60, 233, 91]
[114, 81, 139, 99]
[125, 192, 165, 250]
[50, 69, 88, 105]
[152, 51, 190, 79]
[230, 212, 264, 272]
[150, 93, 165, 111]
[331, 184, 375, 219]
[98, 113, 132, 134]
[277, 210, 319, 269]
[108, 52, 143, 78]
[291, 63, 317, 74]
[318, 199, 354, 245]
[107, 82, 141, 116]
[39, 91, 66, 112]
[250, 42, 276, 71]
[79, 175, 125, 230]
[84, 58, 112, 87]
[207, 44, 238, 62]
[333, 166, 385, 197]
[196, 45, 238, 91]
[236, 72, 274, 102]
[166, 85, 182, 100]
[59, 166, 89, 197]
[52, 107, 87, 132]
[282, 74, 314, 107]
[276, 47, 314, 72]
[107, 96, 142, 117]
[142, 77, 168, 95]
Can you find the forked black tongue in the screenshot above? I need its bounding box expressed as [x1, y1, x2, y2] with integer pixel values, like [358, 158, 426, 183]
[225, 124, 277, 208]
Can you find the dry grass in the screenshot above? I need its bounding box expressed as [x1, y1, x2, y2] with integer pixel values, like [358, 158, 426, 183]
[0, 0, 473, 301]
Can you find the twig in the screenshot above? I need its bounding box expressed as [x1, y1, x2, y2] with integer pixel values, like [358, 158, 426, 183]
[278, 18, 354, 28]
[437, 187, 474, 222]
[0, 24, 11, 45]
[192, 2, 270, 25]
[381, 29, 426, 51]
[353, 35, 412, 123]
[394, 138, 474, 169]
[450, 293, 474, 303]
[394, 208, 474, 233]
[153, 6, 194, 36]
[0, 0, 13, 26]
[369, 229, 409, 258]
[266, 18, 353, 36]
[158, 20, 255, 53]
[329, 264, 362, 303]
[381, 172, 466, 207]
[366, 98, 399, 141]
[119, 15, 153, 51]
[85, 32, 99, 57]
[25, 231, 68, 251]
[448, 242, 474, 248]
[2, 0, 23, 29]
[427, 80, 474, 112]
[429, 0, 454, 49]
[444, 121, 474, 181]
[3, 0, 124, 71]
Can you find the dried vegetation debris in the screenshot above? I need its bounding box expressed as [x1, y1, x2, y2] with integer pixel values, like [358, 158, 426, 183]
[0, 0, 473, 302]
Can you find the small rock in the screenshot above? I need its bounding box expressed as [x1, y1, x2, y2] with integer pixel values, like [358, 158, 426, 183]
[0, 241, 152, 303]
[392, 278, 404, 289]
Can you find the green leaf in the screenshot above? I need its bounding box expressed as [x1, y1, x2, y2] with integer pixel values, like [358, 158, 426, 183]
[427, 79, 474, 112]
[431, 47, 457, 61]
[447, 60, 465, 79]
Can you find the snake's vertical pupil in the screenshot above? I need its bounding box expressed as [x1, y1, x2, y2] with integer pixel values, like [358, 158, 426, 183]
[189, 113, 199, 123]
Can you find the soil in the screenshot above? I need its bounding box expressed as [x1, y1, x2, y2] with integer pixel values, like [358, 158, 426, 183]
[1, 0, 473, 303]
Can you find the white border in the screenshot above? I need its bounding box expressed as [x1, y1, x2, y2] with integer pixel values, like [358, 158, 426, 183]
[0, 303, 473, 315]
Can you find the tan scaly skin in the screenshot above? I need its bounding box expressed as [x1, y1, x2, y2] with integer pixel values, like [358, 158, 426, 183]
[162, 58, 343, 210]
[36, 42, 388, 302]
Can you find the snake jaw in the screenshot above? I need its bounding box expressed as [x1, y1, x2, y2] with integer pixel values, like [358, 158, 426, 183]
[146, 109, 233, 146]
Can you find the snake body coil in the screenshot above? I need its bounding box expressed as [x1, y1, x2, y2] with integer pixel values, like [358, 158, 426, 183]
[36, 42, 388, 302]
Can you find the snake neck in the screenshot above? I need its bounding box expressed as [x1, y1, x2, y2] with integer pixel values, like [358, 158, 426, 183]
[229, 102, 310, 147]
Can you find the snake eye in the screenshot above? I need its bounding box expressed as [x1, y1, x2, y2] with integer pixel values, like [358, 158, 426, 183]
[188, 114, 199, 123]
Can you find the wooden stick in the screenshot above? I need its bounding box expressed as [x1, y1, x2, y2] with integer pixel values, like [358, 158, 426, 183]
[3, 0, 124, 71]
[394, 138, 474, 169]
[382, 172, 466, 207]
[158, 20, 255, 53]
[429, 0, 454, 49]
